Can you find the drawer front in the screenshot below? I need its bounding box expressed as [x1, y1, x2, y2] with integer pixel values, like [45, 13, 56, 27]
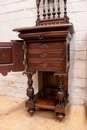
[28, 61, 63, 71]
[28, 51, 64, 60]
[27, 42, 64, 51]
[19, 31, 67, 40]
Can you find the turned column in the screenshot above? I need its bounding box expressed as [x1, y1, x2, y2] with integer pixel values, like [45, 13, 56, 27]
[54, 73, 68, 121]
[23, 71, 36, 116]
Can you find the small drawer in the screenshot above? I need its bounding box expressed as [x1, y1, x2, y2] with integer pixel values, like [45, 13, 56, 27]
[19, 31, 67, 40]
[28, 60, 63, 70]
[28, 51, 64, 60]
[27, 42, 64, 52]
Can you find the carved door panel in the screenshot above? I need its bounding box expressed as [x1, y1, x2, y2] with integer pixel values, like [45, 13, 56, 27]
[0, 40, 24, 76]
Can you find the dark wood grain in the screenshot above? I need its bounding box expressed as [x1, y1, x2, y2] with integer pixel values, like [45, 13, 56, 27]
[12, 0, 74, 119]
[0, 40, 24, 75]
[13, 22, 73, 121]
[0, 0, 74, 121]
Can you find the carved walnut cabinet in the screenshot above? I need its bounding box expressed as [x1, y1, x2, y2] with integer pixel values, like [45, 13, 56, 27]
[0, 0, 74, 121]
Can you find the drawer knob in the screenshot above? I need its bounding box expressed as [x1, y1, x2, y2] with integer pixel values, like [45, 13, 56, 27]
[40, 62, 49, 67]
[38, 33, 44, 39]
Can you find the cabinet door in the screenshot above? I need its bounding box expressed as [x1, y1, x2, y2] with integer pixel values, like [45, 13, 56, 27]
[0, 40, 24, 76]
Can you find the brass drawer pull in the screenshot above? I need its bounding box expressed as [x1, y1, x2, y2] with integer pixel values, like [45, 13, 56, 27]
[40, 44, 49, 49]
[40, 53, 48, 58]
[38, 33, 44, 39]
[40, 62, 49, 67]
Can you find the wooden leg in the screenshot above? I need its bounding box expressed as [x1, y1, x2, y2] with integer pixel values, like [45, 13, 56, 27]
[27, 108, 36, 116]
[54, 74, 68, 121]
[56, 113, 65, 121]
[23, 71, 36, 116]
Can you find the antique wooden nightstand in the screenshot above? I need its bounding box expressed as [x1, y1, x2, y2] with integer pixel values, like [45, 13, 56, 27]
[0, 0, 74, 121]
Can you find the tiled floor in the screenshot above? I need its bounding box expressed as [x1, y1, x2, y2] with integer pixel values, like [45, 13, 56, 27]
[0, 95, 87, 130]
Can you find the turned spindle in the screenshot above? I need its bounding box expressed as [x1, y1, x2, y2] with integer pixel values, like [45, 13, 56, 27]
[52, 0, 56, 18]
[43, 0, 46, 19]
[47, 0, 51, 19]
[36, 0, 41, 20]
[63, 0, 67, 16]
[57, 0, 61, 18]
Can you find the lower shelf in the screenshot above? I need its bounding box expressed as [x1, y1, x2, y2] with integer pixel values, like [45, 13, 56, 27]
[25, 91, 69, 121]
[34, 92, 57, 110]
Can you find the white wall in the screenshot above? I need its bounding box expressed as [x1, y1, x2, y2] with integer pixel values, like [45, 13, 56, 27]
[67, 0, 87, 105]
[0, 0, 87, 105]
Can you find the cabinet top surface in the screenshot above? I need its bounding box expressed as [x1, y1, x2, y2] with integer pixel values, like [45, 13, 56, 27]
[13, 23, 74, 34]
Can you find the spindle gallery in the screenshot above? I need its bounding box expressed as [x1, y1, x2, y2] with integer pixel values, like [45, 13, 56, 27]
[36, 0, 69, 25]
